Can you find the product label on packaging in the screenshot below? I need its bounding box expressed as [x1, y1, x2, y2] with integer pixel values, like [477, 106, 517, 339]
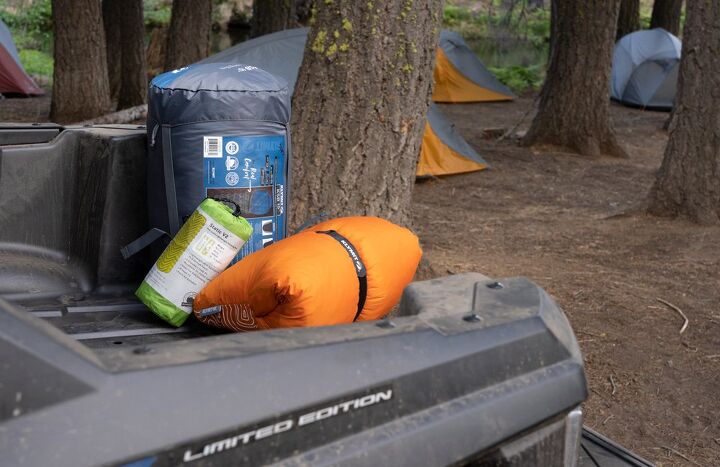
[203, 134, 286, 263]
[144, 207, 246, 314]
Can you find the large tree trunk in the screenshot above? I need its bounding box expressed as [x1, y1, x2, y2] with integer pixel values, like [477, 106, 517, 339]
[288, 1, 444, 229]
[50, 0, 111, 123]
[164, 0, 213, 71]
[616, 0, 640, 41]
[522, 0, 626, 158]
[251, 0, 297, 38]
[295, 0, 313, 25]
[102, 0, 122, 102]
[650, 0, 683, 36]
[146, 27, 168, 78]
[647, 1, 720, 224]
[103, 0, 147, 109]
[117, 0, 147, 109]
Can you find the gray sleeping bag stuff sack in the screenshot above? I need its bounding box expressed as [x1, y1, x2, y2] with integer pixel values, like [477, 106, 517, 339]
[122, 63, 291, 262]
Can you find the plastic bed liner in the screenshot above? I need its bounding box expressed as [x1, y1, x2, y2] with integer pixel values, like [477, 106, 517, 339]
[0, 125, 653, 466]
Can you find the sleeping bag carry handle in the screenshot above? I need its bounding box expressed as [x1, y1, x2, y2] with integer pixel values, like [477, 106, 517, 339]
[316, 230, 367, 321]
[120, 125, 181, 260]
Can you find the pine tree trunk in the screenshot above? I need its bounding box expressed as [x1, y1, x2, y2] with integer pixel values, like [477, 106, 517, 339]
[650, 0, 683, 36]
[288, 1, 444, 229]
[617, 0, 640, 41]
[295, 0, 313, 25]
[103, 0, 122, 103]
[522, 0, 626, 158]
[251, 0, 297, 38]
[647, 1, 720, 224]
[146, 27, 168, 78]
[116, 0, 147, 109]
[50, 0, 111, 123]
[164, 0, 213, 71]
[103, 0, 147, 109]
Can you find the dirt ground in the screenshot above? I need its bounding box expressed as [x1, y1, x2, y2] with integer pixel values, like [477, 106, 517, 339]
[0, 87, 51, 122]
[2, 91, 719, 465]
[415, 99, 720, 466]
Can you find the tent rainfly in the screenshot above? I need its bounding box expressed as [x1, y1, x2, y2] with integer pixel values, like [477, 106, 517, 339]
[611, 28, 681, 110]
[201, 28, 497, 177]
[433, 30, 514, 103]
[0, 19, 44, 96]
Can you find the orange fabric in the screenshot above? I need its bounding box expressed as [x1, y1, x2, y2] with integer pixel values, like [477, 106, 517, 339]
[193, 217, 422, 332]
[432, 48, 512, 103]
[417, 122, 487, 177]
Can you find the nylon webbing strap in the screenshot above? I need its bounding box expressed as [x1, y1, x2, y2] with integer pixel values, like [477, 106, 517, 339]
[120, 228, 168, 260]
[317, 230, 367, 321]
[161, 125, 180, 236]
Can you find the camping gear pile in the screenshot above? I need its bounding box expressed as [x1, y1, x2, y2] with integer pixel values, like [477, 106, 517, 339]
[134, 62, 423, 331]
[134, 28, 515, 331]
[611, 28, 681, 110]
[122, 62, 291, 263]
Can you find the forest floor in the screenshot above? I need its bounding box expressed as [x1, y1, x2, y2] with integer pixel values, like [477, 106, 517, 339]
[2, 91, 719, 466]
[415, 98, 720, 467]
[0, 86, 51, 122]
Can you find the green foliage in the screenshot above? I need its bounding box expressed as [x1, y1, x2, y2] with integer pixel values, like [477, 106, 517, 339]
[523, 8, 550, 48]
[443, 4, 474, 26]
[442, 2, 550, 46]
[489, 65, 544, 94]
[441, 1, 549, 83]
[639, 4, 653, 29]
[0, 0, 52, 50]
[18, 49, 53, 79]
[144, 0, 172, 27]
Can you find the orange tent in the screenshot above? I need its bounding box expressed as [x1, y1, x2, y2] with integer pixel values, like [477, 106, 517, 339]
[432, 30, 515, 104]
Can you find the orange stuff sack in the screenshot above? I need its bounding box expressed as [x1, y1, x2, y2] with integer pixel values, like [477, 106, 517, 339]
[192, 216, 422, 331]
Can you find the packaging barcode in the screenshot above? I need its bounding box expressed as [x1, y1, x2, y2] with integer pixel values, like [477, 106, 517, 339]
[204, 136, 222, 158]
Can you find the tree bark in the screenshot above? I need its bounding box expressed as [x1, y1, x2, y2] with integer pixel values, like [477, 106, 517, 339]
[288, 1, 444, 229]
[616, 0, 640, 41]
[51, 0, 112, 123]
[103, 0, 122, 102]
[164, 0, 213, 71]
[522, 0, 626, 158]
[295, 0, 313, 25]
[146, 27, 168, 78]
[117, 0, 147, 109]
[647, 1, 720, 224]
[252, 0, 297, 38]
[650, 0, 683, 36]
[103, 0, 147, 109]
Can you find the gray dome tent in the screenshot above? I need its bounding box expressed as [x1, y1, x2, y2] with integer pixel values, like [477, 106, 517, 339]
[201, 28, 489, 177]
[611, 28, 681, 110]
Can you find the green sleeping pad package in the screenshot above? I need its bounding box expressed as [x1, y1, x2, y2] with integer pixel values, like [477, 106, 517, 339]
[136, 198, 252, 327]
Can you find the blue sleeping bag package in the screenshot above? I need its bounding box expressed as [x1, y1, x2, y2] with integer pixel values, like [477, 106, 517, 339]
[143, 63, 291, 262]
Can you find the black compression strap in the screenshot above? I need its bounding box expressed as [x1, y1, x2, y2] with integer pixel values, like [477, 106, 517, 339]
[317, 230, 367, 321]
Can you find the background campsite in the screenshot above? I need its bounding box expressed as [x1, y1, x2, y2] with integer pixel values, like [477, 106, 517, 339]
[1, 1, 719, 465]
